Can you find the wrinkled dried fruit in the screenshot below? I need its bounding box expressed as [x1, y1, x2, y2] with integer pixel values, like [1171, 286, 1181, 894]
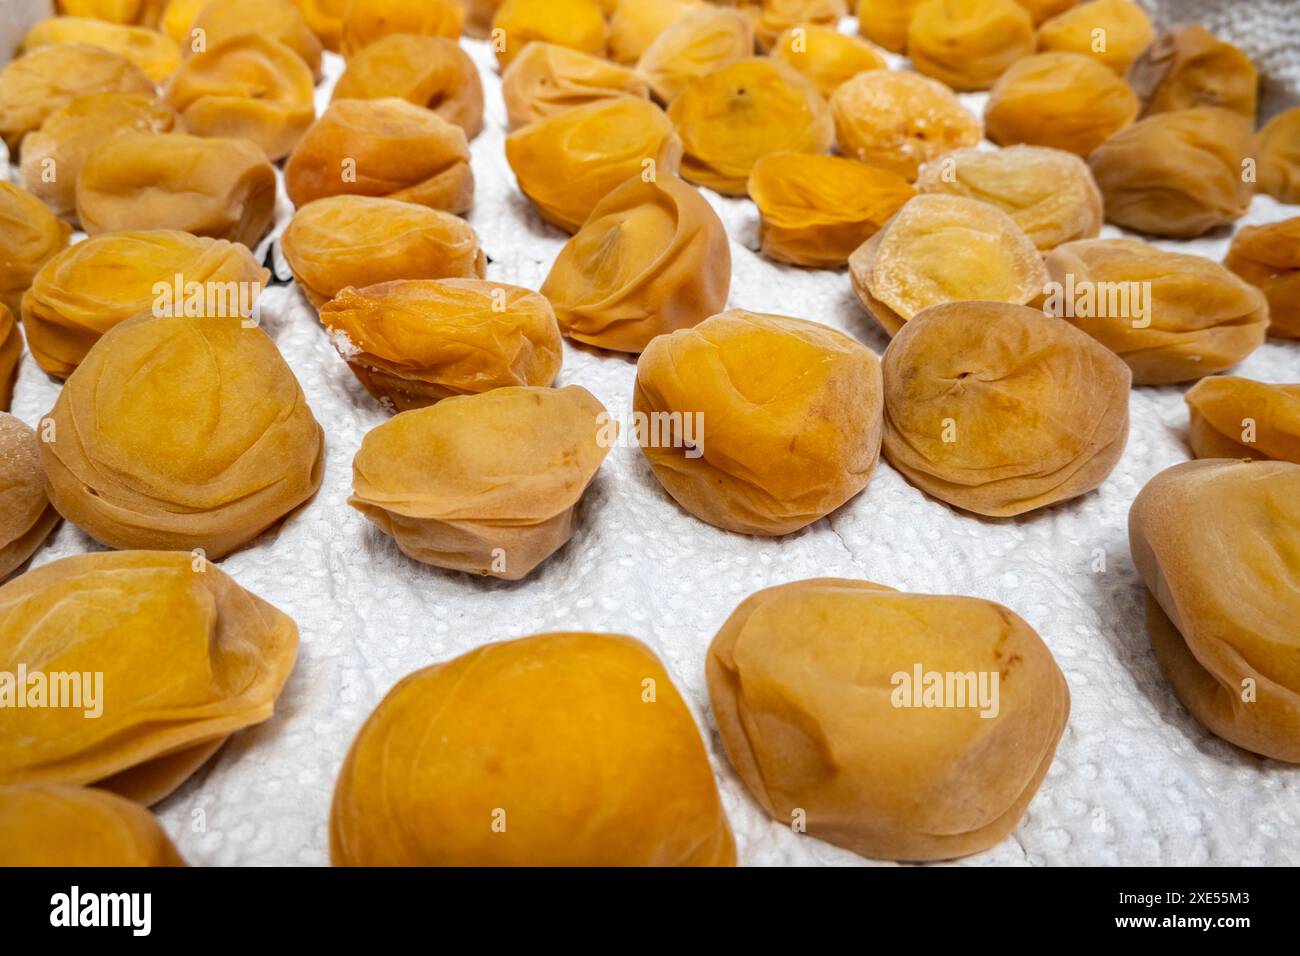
[331, 631, 735, 864]
[668, 58, 832, 195]
[76, 132, 276, 247]
[707, 578, 1070, 861]
[503, 41, 649, 129]
[41, 313, 324, 557]
[907, 0, 1035, 92]
[637, 7, 754, 104]
[505, 97, 682, 232]
[0, 784, 184, 866]
[830, 70, 981, 180]
[1224, 218, 1300, 339]
[0, 550, 298, 802]
[491, 0, 607, 69]
[22, 16, 181, 81]
[848, 194, 1047, 336]
[1185, 377, 1300, 464]
[916, 145, 1102, 251]
[1036, 0, 1152, 74]
[22, 230, 268, 378]
[541, 173, 730, 351]
[1255, 107, 1300, 204]
[608, 0, 703, 64]
[770, 23, 885, 98]
[1043, 238, 1268, 385]
[340, 0, 463, 59]
[349, 386, 611, 578]
[882, 301, 1130, 515]
[0, 306, 18, 412]
[60, 0, 165, 26]
[18, 92, 178, 220]
[320, 279, 558, 411]
[190, 0, 323, 78]
[161, 0, 204, 44]
[1127, 24, 1257, 120]
[857, 0, 924, 53]
[0, 414, 59, 583]
[635, 310, 882, 535]
[294, 0, 348, 53]
[331, 34, 484, 139]
[985, 51, 1137, 155]
[1129, 459, 1300, 763]
[0, 43, 155, 150]
[0, 182, 73, 316]
[748, 152, 915, 268]
[1014, 0, 1076, 24]
[752, 0, 846, 53]
[285, 98, 473, 214]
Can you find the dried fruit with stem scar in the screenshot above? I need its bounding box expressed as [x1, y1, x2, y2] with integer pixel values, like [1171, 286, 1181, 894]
[1184, 377, 1300, 464]
[1224, 217, 1300, 339]
[0, 306, 19, 412]
[1035, 0, 1152, 75]
[906, 0, 1036, 92]
[1255, 107, 1300, 204]
[340, 0, 464, 58]
[0, 182, 72, 316]
[636, 7, 755, 104]
[769, 23, 885, 97]
[22, 16, 181, 81]
[1127, 24, 1257, 120]
[0, 414, 59, 582]
[490, 0, 607, 69]
[857, 0, 925, 53]
[188, 0, 323, 79]
[0, 784, 184, 866]
[502, 41, 649, 130]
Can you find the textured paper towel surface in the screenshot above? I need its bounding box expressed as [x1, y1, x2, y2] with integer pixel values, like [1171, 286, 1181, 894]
[6, 8, 1300, 866]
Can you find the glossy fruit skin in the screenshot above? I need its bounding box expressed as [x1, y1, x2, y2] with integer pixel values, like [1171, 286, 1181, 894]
[858, 0, 926, 53]
[1036, 0, 1153, 75]
[906, 0, 1036, 93]
[1127, 24, 1258, 120]
[637, 7, 755, 104]
[502, 41, 648, 130]
[0, 182, 73, 317]
[0, 784, 185, 867]
[1184, 377, 1300, 464]
[1224, 217, 1300, 339]
[0, 413, 59, 583]
[1255, 108, 1300, 205]
[769, 23, 886, 97]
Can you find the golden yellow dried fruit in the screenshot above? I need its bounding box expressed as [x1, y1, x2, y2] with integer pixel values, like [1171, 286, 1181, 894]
[1036, 0, 1153, 74]
[162, 0, 204, 44]
[830, 69, 981, 180]
[748, 152, 915, 268]
[0, 306, 19, 412]
[1185, 377, 1300, 464]
[285, 99, 473, 214]
[635, 310, 882, 535]
[491, 0, 607, 69]
[58, 0, 165, 27]
[708, 578, 1070, 861]
[339, 0, 464, 59]
[0, 182, 73, 317]
[907, 0, 1035, 92]
[76, 132, 276, 246]
[0, 784, 184, 867]
[331, 34, 484, 139]
[22, 16, 181, 82]
[985, 50, 1138, 155]
[0, 43, 155, 150]
[21, 230, 268, 379]
[848, 194, 1047, 337]
[1255, 107, 1300, 204]
[0, 414, 59, 583]
[770, 23, 885, 98]
[331, 631, 735, 864]
[41, 313, 324, 557]
[293, 0, 348, 53]
[349, 386, 611, 578]
[506, 97, 682, 232]
[189, 0, 323, 78]
[541, 173, 730, 351]
[636, 7, 754, 104]
[915, 145, 1101, 251]
[608, 0, 703, 64]
[752, 0, 846, 53]
[1130, 459, 1300, 763]
[1224, 218, 1300, 340]
[319, 279, 558, 411]
[0, 550, 298, 803]
[1088, 108, 1254, 238]
[502, 41, 649, 129]
[1127, 25, 1257, 120]
[1014, 0, 1076, 24]
[1043, 238, 1269, 385]
[857, 0, 924, 53]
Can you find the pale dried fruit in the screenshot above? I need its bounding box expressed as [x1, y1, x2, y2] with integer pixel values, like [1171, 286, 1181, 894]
[608, 0, 703, 64]
[339, 0, 463, 59]
[60, 0, 166, 26]
[1043, 238, 1268, 385]
[76, 132, 276, 247]
[1087, 108, 1254, 238]
[1127, 24, 1257, 120]
[748, 152, 915, 268]
[0, 784, 184, 867]
[882, 301, 1130, 516]
[491, 0, 607, 69]
[0, 306, 18, 412]
[502, 41, 649, 129]
[506, 97, 682, 232]
[0, 414, 59, 583]
[752, 0, 846, 53]
[915, 145, 1102, 251]
[770, 23, 886, 97]
[985, 51, 1137, 155]
[1129, 459, 1300, 763]
[320, 279, 559, 411]
[1224, 218, 1300, 339]
[707, 578, 1070, 861]
[285, 98, 473, 214]
[1036, 0, 1152, 74]
[1014, 0, 1076, 24]
[830, 70, 981, 180]
[294, 0, 347, 52]
[189, 0, 324, 79]
[635, 310, 883, 535]
[22, 16, 181, 82]
[1185, 377, 1300, 464]
[0, 550, 298, 803]
[668, 58, 831, 195]
[331, 631, 735, 864]
[848, 194, 1047, 337]
[1255, 107, 1300, 204]
[857, 0, 924, 53]
[0, 182, 73, 316]
[907, 0, 1035, 92]
[541, 173, 730, 351]
[41, 313, 324, 558]
[331, 34, 484, 139]
[637, 7, 754, 104]
[21, 230, 268, 378]
[349, 386, 611, 578]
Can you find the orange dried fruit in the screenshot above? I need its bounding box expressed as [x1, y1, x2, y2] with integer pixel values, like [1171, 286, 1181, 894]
[769, 23, 886, 97]
[22, 16, 181, 81]
[0, 784, 184, 866]
[502, 41, 649, 130]
[490, 0, 607, 70]
[339, 0, 464, 58]
[1184, 377, 1300, 464]
[1255, 107, 1300, 204]
[189, 0, 323, 79]
[608, 0, 703, 64]
[907, 0, 1036, 92]
[752, 0, 847, 53]
[0, 306, 19, 412]
[1127, 24, 1257, 120]
[1036, 0, 1153, 75]
[0, 182, 73, 316]
[1224, 217, 1300, 339]
[0, 413, 60, 583]
[636, 7, 755, 104]
[857, 0, 925, 53]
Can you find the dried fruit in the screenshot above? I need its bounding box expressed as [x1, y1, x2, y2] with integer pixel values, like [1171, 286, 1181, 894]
[1036, 0, 1153, 75]
[0, 43, 155, 150]
[0, 306, 18, 412]
[707, 578, 1070, 861]
[294, 0, 348, 52]
[331, 631, 736, 864]
[882, 301, 1130, 515]
[162, 0, 204, 44]
[984, 51, 1137, 155]
[1129, 459, 1300, 763]
[22, 230, 268, 378]
[76, 133, 277, 247]
[540, 173, 730, 351]
[915, 145, 1101, 251]
[189, 0, 323, 78]
[331, 34, 484, 139]
[285, 98, 473, 214]
[1185, 377, 1300, 464]
[752, 0, 846, 53]
[830, 70, 981, 180]
[40, 313, 324, 557]
[59, 0, 165, 26]
[907, 0, 1035, 92]
[636, 7, 754, 104]
[0, 550, 298, 802]
[1255, 107, 1300, 204]
[502, 41, 649, 130]
[857, 0, 924, 53]
[848, 194, 1047, 337]
[0, 182, 73, 316]
[748, 152, 915, 268]
[769, 23, 886, 98]
[608, 0, 703, 64]
[1224, 218, 1300, 339]
[0, 784, 184, 866]
[349, 386, 611, 578]
[282, 196, 486, 308]
[1014, 0, 1076, 24]
[1087, 107, 1254, 238]
[668, 58, 832, 195]
[490, 0, 607, 69]
[22, 16, 181, 81]
[1043, 238, 1268, 385]
[1127, 24, 1257, 120]
[0, 414, 59, 583]
[634, 310, 883, 535]
[340, 0, 464, 58]
[505, 97, 682, 232]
